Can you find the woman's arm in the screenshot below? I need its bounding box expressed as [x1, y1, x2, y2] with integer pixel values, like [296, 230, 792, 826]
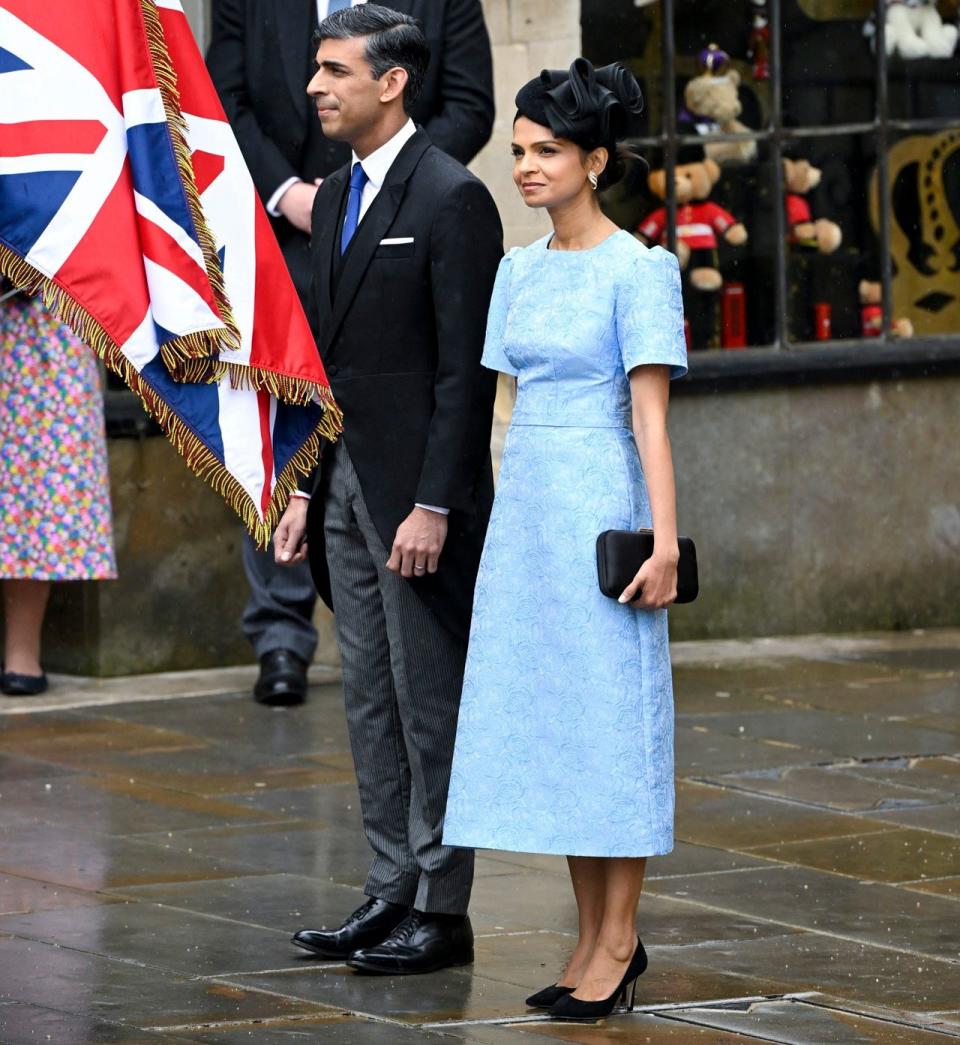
[618, 364, 679, 609]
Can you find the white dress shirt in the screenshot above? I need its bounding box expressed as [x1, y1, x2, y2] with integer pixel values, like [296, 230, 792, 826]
[352, 118, 417, 222]
[294, 120, 447, 516]
[266, 0, 368, 216]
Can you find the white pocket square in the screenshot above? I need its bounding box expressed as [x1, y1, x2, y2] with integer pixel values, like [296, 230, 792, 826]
[379, 237, 414, 245]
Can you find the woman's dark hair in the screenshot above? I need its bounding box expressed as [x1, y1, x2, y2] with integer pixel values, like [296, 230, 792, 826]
[515, 59, 645, 190]
[316, 4, 430, 110]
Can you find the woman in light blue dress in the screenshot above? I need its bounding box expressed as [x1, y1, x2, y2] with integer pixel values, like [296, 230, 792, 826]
[442, 60, 687, 1021]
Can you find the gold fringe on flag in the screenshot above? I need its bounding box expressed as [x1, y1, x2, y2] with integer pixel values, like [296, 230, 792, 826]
[221, 360, 344, 413]
[137, 0, 241, 359]
[1, 248, 338, 549]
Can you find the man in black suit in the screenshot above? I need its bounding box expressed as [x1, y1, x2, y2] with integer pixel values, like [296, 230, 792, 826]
[207, 0, 494, 706]
[274, 5, 501, 974]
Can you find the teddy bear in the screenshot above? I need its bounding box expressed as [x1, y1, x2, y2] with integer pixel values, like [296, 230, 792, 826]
[680, 44, 757, 167]
[859, 280, 915, 337]
[782, 158, 842, 254]
[865, 0, 959, 59]
[636, 152, 748, 293]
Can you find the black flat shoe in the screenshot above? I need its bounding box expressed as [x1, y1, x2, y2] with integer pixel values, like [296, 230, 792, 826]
[549, 937, 648, 1022]
[254, 649, 307, 706]
[347, 910, 474, 975]
[292, 898, 408, 959]
[1, 671, 48, 696]
[526, 983, 574, 1008]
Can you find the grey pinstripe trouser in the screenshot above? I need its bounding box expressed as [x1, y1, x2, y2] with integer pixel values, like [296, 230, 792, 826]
[323, 438, 475, 915]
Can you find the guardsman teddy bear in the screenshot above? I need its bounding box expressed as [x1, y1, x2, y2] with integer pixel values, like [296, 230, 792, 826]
[859, 280, 915, 337]
[637, 151, 748, 292]
[680, 44, 757, 166]
[783, 157, 842, 254]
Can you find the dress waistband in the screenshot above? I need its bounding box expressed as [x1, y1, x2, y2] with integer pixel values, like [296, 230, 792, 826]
[510, 412, 632, 430]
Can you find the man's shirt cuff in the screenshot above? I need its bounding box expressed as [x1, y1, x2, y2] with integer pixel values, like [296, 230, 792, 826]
[266, 177, 301, 217]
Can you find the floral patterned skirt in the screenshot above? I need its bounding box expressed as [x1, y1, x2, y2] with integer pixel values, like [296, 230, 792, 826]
[0, 296, 117, 581]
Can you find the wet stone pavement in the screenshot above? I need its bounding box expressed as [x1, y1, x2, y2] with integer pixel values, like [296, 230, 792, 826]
[1, 630, 960, 1044]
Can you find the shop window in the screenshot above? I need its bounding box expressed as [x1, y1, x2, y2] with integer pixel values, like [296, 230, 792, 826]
[583, 0, 960, 365]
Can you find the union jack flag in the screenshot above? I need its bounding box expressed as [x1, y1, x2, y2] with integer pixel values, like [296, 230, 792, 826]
[0, 0, 340, 544]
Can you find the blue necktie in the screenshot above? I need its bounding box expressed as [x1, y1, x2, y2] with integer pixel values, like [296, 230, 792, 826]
[327, 0, 351, 12]
[340, 161, 369, 255]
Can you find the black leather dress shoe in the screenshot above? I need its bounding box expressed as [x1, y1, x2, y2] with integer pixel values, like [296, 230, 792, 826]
[254, 649, 307, 706]
[347, 910, 474, 975]
[1, 671, 48, 696]
[292, 898, 408, 959]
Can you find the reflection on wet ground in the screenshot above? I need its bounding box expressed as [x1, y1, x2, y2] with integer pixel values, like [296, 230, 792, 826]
[1, 629, 959, 1042]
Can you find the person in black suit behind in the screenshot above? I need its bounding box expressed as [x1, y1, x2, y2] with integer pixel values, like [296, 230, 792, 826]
[273, 5, 502, 974]
[206, 0, 494, 706]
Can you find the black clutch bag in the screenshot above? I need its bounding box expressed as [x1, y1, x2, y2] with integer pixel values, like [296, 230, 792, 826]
[596, 529, 699, 604]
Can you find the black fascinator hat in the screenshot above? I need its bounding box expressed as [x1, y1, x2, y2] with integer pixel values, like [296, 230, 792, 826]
[515, 58, 644, 189]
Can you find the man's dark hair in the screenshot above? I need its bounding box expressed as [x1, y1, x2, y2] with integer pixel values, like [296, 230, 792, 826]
[316, 4, 430, 110]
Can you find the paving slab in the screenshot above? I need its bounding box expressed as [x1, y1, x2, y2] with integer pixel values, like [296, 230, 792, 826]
[0, 872, 122, 916]
[682, 710, 960, 761]
[0, 774, 289, 834]
[837, 757, 960, 797]
[655, 934, 960, 1013]
[782, 675, 960, 718]
[109, 872, 367, 934]
[832, 647, 960, 674]
[179, 1013, 447, 1043]
[90, 687, 350, 759]
[0, 934, 331, 1031]
[674, 726, 833, 776]
[659, 997, 960, 1042]
[704, 765, 950, 814]
[674, 780, 896, 850]
[646, 864, 960, 959]
[0, 901, 304, 978]
[900, 877, 960, 899]
[748, 826, 960, 883]
[0, 822, 267, 891]
[216, 781, 365, 824]
[436, 1015, 771, 1042]
[0, 1002, 194, 1044]
[128, 822, 377, 883]
[863, 802, 960, 837]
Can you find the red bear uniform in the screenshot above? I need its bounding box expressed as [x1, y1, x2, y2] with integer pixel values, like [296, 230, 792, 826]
[639, 202, 737, 250]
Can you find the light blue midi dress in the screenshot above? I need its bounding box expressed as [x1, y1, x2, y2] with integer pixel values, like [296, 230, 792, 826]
[442, 230, 688, 857]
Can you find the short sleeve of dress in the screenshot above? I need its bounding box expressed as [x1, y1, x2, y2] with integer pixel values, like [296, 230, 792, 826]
[481, 250, 518, 377]
[616, 246, 688, 380]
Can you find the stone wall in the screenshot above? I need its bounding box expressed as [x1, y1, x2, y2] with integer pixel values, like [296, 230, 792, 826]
[471, 0, 580, 248]
[669, 375, 960, 640]
[45, 437, 251, 675]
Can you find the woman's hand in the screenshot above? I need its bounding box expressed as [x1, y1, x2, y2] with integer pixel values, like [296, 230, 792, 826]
[619, 551, 679, 610]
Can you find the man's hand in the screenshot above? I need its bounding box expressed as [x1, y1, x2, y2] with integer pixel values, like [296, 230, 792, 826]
[386, 507, 448, 578]
[277, 180, 321, 234]
[274, 497, 309, 565]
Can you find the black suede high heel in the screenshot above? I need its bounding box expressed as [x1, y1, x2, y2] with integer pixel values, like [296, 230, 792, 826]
[525, 983, 574, 1008]
[548, 937, 647, 1022]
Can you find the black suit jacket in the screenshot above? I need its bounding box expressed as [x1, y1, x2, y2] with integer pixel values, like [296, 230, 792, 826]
[306, 129, 502, 639]
[206, 0, 494, 303]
